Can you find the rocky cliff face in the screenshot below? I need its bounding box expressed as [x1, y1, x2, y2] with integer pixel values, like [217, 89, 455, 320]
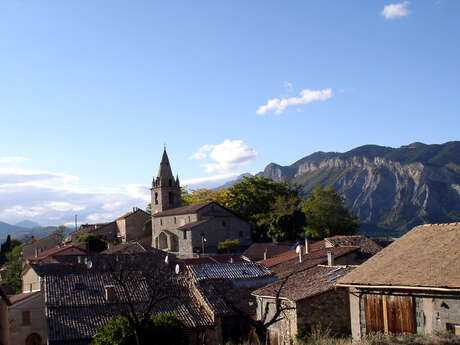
[258, 142, 460, 236]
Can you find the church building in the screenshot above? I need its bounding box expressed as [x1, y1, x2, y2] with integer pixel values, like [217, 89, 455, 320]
[151, 149, 252, 254]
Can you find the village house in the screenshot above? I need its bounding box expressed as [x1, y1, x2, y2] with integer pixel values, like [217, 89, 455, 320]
[21, 233, 61, 264]
[252, 260, 357, 345]
[259, 235, 382, 271]
[0, 291, 46, 345]
[337, 222, 460, 341]
[114, 207, 150, 243]
[150, 149, 252, 254]
[242, 242, 296, 262]
[69, 221, 119, 243]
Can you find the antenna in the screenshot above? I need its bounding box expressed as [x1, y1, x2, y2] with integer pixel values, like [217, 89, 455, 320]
[75, 214, 78, 232]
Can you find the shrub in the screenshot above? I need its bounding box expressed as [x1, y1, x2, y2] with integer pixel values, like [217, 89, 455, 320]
[217, 239, 240, 251]
[77, 233, 108, 252]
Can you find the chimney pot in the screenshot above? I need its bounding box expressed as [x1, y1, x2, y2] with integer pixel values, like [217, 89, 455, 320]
[327, 251, 334, 266]
[263, 249, 267, 261]
[305, 239, 310, 254]
[104, 285, 116, 301]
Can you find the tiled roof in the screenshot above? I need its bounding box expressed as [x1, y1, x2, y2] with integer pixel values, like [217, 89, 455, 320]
[252, 265, 357, 301]
[338, 223, 460, 288]
[69, 221, 118, 242]
[194, 279, 255, 316]
[270, 246, 360, 278]
[27, 245, 88, 262]
[9, 291, 40, 304]
[152, 201, 214, 217]
[178, 254, 245, 266]
[116, 207, 149, 221]
[243, 242, 296, 262]
[325, 235, 382, 256]
[177, 219, 209, 230]
[102, 242, 159, 254]
[189, 263, 273, 280]
[43, 258, 214, 343]
[259, 240, 326, 267]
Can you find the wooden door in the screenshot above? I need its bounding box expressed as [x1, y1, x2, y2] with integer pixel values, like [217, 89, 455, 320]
[387, 295, 415, 334]
[26, 333, 42, 345]
[364, 294, 416, 335]
[364, 295, 385, 334]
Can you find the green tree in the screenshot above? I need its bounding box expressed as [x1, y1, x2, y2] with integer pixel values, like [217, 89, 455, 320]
[54, 225, 67, 243]
[77, 233, 108, 252]
[91, 313, 187, 345]
[5, 243, 25, 294]
[225, 177, 303, 241]
[181, 187, 229, 206]
[302, 186, 359, 239]
[257, 194, 306, 241]
[217, 239, 240, 251]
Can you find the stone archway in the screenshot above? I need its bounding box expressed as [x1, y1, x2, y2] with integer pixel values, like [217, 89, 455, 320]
[26, 333, 42, 345]
[158, 232, 168, 250]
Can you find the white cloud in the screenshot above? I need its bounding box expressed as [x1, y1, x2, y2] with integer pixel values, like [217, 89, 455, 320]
[256, 88, 333, 115]
[0, 167, 149, 226]
[192, 139, 258, 173]
[189, 144, 214, 160]
[381, 1, 411, 19]
[0, 156, 28, 164]
[86, 213, 114, 223]
[182, 173, 241, 187]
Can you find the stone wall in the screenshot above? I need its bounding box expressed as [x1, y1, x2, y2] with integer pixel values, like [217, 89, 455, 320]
[351, 289, 460, 341]
[22, 268, 40, 293]
[123, 211, 150, 242]
[296, 288, 351, 336]
[7, 292, 47, 345]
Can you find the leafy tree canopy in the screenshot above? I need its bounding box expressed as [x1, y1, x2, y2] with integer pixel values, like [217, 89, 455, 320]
[5, 243, 24, 294]
[53, 225, 67, 243]
[181, 188, 229, 206]
[217, 239, 240, 251]
[91, 313, 188, 345]
[225, 177, 303, 241]
[77, 233, 108, 252]
[302, 186, 359, 239]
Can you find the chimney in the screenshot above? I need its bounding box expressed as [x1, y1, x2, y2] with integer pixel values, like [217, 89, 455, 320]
[104, 285, 116, 301]
[263, 249, 267, 261]
[34, 248, 38, 257]
[305, 239, 310, 254]
[327, 251, 334, 266]
[77, 256, 82, 264]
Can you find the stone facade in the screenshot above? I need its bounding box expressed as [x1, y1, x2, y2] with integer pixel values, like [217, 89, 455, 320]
[256, 288, 351, 345]
[150, 150, 252, 254]
[115, 208, 150, 243]
[0, 292, 47, 345]
[152, 202, 252, 253]
[349, 288, 460, 341]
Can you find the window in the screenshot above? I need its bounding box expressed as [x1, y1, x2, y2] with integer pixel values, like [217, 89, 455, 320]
[183, 231, 187, 240]
[154, 192, 158, 205]
[160, 219, 163, 226]
[22, 311, 31, 325]
[222, 221, 226, 227]
[239, 231, 243, 238]
[174, 217, 177, 224]
[188, 216, 191, 222]
[169, 179, 172, 187]
[169, 192, 174, 206]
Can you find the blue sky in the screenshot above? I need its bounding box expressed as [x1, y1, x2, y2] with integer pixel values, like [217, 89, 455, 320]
[0, 1, 459, 226]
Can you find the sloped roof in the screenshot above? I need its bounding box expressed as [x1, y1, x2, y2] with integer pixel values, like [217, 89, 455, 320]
[259, 240, 326, 268]
[9, 291, 40, 305]
[270, 246, 360, 278]
[27, 244, 88, 262]
[152, 201, 214, 217]
[177, 219, 209, 230]
[243, 242, 296, 262]
[252, 265, 356, 301]
[116, 208, 149, 221]
[338, 223, 460, 289]
[178, 254, 246, 265]
[102, 241, 157, 254]
[325, 235, 382, 256]
[189, 263, 273, 280]
[22, 233, 61, 259]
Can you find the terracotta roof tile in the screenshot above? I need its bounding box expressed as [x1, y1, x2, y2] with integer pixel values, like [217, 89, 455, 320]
[259, 240, 326, 267]
[243, 242, 296, 262]
[253, 265, 357, 301]
[152, 201, 214, 217]
[338, 223, 460, 288]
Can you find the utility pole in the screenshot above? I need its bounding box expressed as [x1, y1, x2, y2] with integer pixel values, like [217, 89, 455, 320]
[75, 214, 78, 232]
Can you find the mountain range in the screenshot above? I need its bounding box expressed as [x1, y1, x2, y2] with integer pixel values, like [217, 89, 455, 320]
[0, 221, 59, 242]
[221, 141, 460, 237]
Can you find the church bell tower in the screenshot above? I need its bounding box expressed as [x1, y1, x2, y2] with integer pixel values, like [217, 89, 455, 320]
[151, 148, 181, 214]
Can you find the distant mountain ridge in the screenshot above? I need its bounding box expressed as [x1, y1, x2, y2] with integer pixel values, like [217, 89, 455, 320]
[0, 221, 59, 241]
[220, 141, 460, 236]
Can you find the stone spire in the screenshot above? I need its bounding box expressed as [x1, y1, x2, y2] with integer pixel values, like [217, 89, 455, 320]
[155, 148, 175, 186]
